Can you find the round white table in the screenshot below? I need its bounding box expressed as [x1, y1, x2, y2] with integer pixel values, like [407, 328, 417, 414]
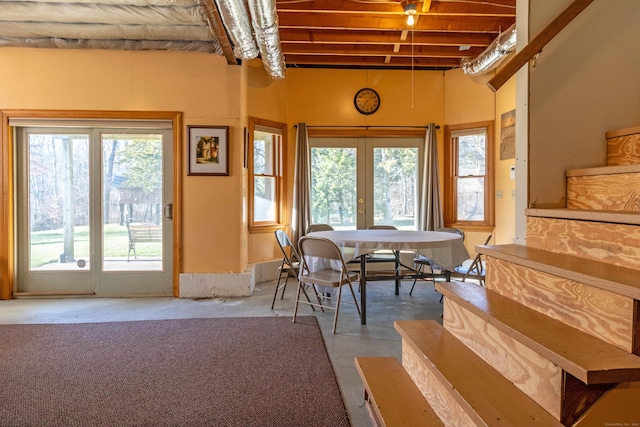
[308, 229, 469, 324]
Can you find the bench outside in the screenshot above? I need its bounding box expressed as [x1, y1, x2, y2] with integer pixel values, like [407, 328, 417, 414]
[127, 223, 162, 261]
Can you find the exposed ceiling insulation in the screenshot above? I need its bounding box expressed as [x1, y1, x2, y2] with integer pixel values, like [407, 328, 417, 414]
[0, 0, 223, 53]
[0, 0, 516, 78]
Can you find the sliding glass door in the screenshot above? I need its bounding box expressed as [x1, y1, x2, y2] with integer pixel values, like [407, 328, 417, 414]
[16, 126, 173, 296]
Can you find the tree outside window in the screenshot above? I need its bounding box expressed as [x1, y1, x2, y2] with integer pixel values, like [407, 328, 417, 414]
[248, 118, 286, 232]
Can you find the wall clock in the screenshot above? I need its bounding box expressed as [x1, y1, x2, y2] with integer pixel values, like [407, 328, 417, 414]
[354, 88, 381, 115]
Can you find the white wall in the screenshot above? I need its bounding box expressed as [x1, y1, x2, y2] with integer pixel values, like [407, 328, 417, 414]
[527, 0, 640, 208]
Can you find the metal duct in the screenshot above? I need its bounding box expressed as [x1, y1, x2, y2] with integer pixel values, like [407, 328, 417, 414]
[213, 0, 259, 59]
[247, 0, 285, 79]
[461, 23, 516, 76]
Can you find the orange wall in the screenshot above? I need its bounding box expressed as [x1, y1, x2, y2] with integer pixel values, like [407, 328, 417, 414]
[444, 68, 516, 250]
[0, 48, 247, 274]
[0, 46, 514, 279]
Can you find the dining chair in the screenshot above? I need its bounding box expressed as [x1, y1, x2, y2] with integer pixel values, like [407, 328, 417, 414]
[409, 227, 465, 296]
[454, 233, 493, 286]
[306, 223, 334, 233]
[294, 235, 361, 334]
[272, 229, 320, 310]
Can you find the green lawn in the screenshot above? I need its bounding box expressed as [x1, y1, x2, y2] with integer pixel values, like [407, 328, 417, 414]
[30, 223, 162, 268]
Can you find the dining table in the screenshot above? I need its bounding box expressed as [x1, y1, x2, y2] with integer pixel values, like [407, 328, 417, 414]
[307, 229, 469, 324]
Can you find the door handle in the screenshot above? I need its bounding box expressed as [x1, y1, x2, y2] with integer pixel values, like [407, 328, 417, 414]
[163, 203, 173, 220]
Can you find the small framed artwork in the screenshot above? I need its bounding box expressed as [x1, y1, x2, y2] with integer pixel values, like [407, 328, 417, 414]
[187, 125, 229, 176]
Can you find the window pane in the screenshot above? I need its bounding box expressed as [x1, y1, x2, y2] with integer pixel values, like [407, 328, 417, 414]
[458, 134, 486, 176]
[310, 147, 357, 229]
[254, 176, 276, 222]
[456, 177, 484, 221]
[28, 134, 90, 270]
[254, 131, 274, 175]
[373, 147, 418, 230]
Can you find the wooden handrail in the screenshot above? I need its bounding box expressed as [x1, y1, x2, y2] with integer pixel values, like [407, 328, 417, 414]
[487, 0, 594, 92]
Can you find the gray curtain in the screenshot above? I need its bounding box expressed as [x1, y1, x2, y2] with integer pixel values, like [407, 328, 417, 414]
[291, 123, 311, 244]
[419, 123, 444, 231]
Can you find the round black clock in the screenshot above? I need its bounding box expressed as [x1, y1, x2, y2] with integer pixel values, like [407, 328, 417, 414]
[354, 88, 381, 115]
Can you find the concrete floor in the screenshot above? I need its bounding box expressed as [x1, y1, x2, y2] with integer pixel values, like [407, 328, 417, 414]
[0, 278, 445, 427]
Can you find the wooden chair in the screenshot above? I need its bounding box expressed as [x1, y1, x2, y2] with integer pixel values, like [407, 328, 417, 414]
[294, 235, 361, 333]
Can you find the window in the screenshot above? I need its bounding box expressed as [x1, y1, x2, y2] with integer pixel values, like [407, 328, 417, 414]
[309, 136, 422, 229]
[444, 121, 494, 229]
[248, 117, 286, 232]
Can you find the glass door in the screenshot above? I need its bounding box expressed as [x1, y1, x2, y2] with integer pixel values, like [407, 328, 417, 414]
[309, 137, 422, 230]
[16, 126, 173, 296]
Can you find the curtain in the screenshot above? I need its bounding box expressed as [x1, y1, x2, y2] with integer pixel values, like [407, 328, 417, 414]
[419, 123, 444, 231]
[291, 123, 311, 244]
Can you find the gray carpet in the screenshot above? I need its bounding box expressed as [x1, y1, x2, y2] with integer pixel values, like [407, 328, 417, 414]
[0, 316, 350, 427]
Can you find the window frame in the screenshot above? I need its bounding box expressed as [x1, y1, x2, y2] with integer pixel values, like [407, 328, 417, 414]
[444, 121, 495, 231]
[248, 117, 287, 233]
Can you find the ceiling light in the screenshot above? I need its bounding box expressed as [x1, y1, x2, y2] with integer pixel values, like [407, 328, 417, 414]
[404, 3, 417, 26]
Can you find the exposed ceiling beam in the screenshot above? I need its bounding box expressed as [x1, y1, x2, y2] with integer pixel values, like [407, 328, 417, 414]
[199, 0, 236, 65]
[276, 0, 515, 17]
[277, 14, 514, 33]
[283, 54, 460, 68]
[281, 43, 482, 58]
[278, 28, 497, 46]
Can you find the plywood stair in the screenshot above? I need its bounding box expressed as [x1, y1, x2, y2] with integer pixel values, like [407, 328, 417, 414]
[355, 125, 640, 426]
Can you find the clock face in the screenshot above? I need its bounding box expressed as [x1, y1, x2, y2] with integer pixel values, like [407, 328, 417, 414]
[354, 88, 380, 115]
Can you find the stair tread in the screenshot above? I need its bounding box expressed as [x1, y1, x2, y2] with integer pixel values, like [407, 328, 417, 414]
[526, 207, 640, 225]
[478, 244, 640, 300]
[606, 125, 640, 139]
[354, 356, 444, 427]
[566, 163, 640, 177]
[436, 281, 640, 384]
[394, 320, 563, 426]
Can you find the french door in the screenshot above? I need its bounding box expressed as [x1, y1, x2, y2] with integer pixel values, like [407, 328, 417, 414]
[16, 125, 173, 296]
[309, 137, 423, 230]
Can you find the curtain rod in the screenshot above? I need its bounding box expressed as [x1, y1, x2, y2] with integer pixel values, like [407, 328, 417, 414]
[295, 124, 440, 130]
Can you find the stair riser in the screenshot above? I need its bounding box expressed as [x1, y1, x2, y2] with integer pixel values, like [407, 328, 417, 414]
[486, 257, 635, 352]
[567, 173, 640, 211]
[442, 298, 562, 420]
[607, 132, 640, 166]
[526, 216, 640, 270]
[401, 341, 480, 427]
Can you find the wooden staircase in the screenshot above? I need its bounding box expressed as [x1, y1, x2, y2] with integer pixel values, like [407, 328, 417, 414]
[355, 125, 640, 426]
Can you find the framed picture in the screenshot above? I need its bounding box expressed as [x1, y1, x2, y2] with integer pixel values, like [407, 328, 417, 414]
[187, 125, 229, 176]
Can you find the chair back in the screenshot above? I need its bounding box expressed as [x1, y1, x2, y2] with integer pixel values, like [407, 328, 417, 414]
[307, 223, 334, 233]
[367, 225, 397, 230]
[275, 230, 300, 266]
[298, 236, 345, 263]
[437, 227, 465, 240]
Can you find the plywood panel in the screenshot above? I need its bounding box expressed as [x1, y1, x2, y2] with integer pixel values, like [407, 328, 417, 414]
[401, 343, 477, 427]
[443, 299, 562, 419]
[567, 173, 640, 211]
[526, 216, 640, 270]
[486, 257, 634, 352]
[607, 132, 640, 166]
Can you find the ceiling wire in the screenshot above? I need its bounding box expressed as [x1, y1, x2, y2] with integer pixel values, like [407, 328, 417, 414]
[411, 23, 414, 108]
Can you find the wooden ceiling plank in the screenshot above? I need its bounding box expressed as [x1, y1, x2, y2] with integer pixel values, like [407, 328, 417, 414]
[281, 43, 481, 58]
[275, 0, 515, 17]
[279, 28, 497, 46]
[277, 14, 514, 33]
[283, 54, 460, 68]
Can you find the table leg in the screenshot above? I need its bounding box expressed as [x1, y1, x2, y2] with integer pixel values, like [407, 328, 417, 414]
[360, 255, 367, 325]
[394, 251, 400, 295]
